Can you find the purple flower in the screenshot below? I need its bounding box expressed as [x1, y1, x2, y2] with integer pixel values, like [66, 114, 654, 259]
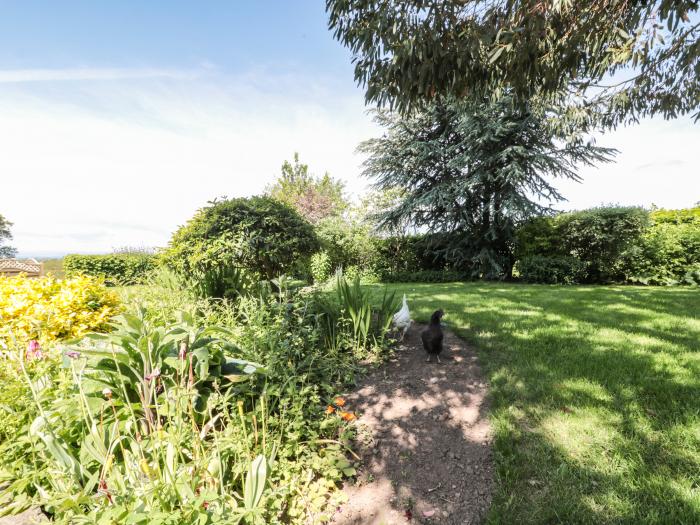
[65, 350, 81, 359]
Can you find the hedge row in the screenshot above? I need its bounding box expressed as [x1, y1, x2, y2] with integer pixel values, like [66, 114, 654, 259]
[63, 253, 157, 285]
[381, 269, 470, 283]
[516, 206, 700, 285]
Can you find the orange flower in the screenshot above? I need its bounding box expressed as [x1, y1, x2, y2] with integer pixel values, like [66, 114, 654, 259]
[325, 405, 336, 414]
[339, 411, 357, 422]
[334, 397, 346, 407]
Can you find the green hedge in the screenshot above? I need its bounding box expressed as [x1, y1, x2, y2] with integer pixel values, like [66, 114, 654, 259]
[622, 222, 700, 285]
[373, 234, 452, 277]
[516, 255, 588, 284]
[516, 206, 700, 285]
[650, 207, 700, 225]
[313, 217, 457, 283]
[381, 269, 469, 283]
[63, 253, 156, 285]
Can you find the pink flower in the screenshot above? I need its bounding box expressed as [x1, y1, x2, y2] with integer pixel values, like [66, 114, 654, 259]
[65, 350, 81, 359]
[178, 342, 187, 360]
[26, 340, 43, 361]
[144, 368, 161, 382]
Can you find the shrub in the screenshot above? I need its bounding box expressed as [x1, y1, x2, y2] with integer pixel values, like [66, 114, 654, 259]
[0, 275, 121, 352]
[622, 222, 700, 285]
[516, 255, 588, 284]
[381, 270, 469, 283]
[315, 216, 379, 275]
[556, 207, 650, 282]
[650, 206, 700, 225]
[514, 217, 561, 261]
[373, 234, 452, 277]
[310, 251, 332, 284]
[0, 286, 379, 522]
[163, 196, 319, 295]
[516, 206, 650, 283]
[343, 264, 381, 284]
[63, 253, 156, 285]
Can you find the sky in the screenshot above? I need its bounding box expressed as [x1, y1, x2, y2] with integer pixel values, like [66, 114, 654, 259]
[0, 1, 697, 258]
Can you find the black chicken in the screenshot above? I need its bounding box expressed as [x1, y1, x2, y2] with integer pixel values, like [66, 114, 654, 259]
[421, 309, 444, 363]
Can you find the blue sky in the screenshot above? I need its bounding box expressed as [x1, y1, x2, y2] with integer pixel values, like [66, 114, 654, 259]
[0, 1, 698, 257]
[0, 2, 350, 75]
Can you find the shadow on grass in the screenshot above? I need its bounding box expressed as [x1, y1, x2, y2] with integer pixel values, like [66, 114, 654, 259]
[370, 282, 700, 524]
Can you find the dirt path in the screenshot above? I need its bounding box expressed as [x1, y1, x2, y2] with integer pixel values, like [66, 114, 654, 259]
[331, 326, 494, 525]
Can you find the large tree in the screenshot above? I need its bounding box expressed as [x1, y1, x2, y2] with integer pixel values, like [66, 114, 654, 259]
[327, 0, 700, 127]
[0, 214, 17, 258]
[266, 153, 347, 224]
[360, 97, 616, 278]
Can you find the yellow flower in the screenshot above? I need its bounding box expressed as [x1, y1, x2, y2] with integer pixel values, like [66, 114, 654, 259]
[139, 458, 154, 478]
[0, 275, 121, 354]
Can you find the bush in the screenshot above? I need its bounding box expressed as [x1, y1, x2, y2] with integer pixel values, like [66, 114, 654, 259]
[381, 270, 469, 282]
[516, 206, 650, 283]
[0, 274, 121, 352]
[516, 255, 588, 284]
[63, 253, 156, 285]
[557, 207, 650, 282]
[373, 234, 452, 277]
[0, 280, 390, 522]
[163, 196, 319, 296]
[343, 265, 381, 284]
[310, 251, 332, 284]
[622, 222, 700, 285]
[514, 217, 560, 261]
[650, 206, 700, 225]
[315, 216, 379, 275]
[313, 216, 456, 281]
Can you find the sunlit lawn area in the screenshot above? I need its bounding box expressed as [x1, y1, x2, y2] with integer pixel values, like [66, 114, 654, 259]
[373, 282, 700, 524]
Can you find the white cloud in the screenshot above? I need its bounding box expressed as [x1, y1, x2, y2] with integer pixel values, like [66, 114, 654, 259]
[556, 117, 699, 211]
[0, 69, 377, 256]
[0, 67, 697, 257]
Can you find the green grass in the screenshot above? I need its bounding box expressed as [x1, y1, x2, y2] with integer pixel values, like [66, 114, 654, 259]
[371, 282, 700, 524]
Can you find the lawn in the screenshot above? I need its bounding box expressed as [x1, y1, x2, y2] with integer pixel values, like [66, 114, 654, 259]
[372, 282, 700, 524]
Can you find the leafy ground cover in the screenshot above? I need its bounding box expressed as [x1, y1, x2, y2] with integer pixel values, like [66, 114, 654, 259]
[373, 282, 700, 524]
[0, 276, 398, 524]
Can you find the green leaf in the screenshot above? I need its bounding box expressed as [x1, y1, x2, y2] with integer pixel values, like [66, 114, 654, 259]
[243, 454, 267, 510]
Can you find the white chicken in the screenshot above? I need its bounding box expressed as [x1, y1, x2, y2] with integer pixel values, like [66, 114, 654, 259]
[392, 294, 412, 340]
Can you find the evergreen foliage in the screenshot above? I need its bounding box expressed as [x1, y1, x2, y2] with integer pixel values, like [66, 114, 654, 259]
[360, 97, 615, 278]
[0, 213, 17, 258]
[64, 253, 156, 285]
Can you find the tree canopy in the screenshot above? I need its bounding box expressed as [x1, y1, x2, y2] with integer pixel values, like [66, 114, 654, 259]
[0, 214, 17, 258]
[327, 0, 700, 127]
[360, 97, 616, 278]
[266, 153, 347, 223]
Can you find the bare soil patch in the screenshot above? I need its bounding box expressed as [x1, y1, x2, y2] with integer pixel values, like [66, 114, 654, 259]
[332, 325, 493, 525]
